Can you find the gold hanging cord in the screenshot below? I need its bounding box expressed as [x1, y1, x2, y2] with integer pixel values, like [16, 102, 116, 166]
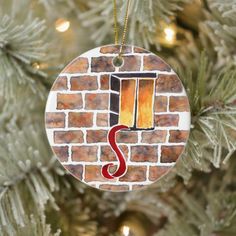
[113, 0, 131, 58]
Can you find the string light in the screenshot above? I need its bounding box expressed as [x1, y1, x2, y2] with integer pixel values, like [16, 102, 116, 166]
[55, 18, 70, 32]
[32, 62, 40, 69]
[122, 226, 130, 236]
[164, 27, 176, 44]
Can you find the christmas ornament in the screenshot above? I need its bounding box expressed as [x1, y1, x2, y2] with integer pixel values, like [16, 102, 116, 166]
[45, 0, 190, 192]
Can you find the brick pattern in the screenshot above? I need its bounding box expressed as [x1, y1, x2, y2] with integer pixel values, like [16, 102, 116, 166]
[45, 45, 190, 192]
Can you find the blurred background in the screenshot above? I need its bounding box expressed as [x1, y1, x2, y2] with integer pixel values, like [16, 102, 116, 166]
[0, 0, 236, 235]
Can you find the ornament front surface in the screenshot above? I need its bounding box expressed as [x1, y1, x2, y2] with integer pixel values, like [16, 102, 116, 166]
[45, 45, 190, 192]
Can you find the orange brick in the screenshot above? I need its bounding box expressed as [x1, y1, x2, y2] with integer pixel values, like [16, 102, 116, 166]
[141, 130, 167, 143]
[51, 76, 68, 91]
[154, 114, 179, 127]
[70, 76, 98, 90]
[96, 113, 109, 127]
[52, 146, 68, 162]
[100, 145, 128, 161]
[86, 130, 108, 143]
[120, 166, 147, 182]
[132, 185, 146, 190]
[68, 112, 93, 127]
[57, 93, 83, 110]
[100, 74, 110, 90]
[91, 57, 115, 72]
[156, 74, 182, 93]
[134, 47, 149, 53]
[169, 130, 189, 143]
[154, 96, 168, 112]
[45, 112, 65, 128]
[54, 131, 83, 144]
[85, 93, 109, 110]
[99, 184, 129, 192]
[161, 145, 185, 162]
[149, 166, 171, 181]
[116, 131, 138, 143]
[100, 45, 132, 54]
[144, 55, 171, 71]
[131, 146, 158, 162]
[64, 165, 83, 180]
[84, 165, 113, 182]
[62, 57, 88, 73]
[72, 146, 97, 162]
[119, 55, 141, 72]
[169, 96, 190, 112]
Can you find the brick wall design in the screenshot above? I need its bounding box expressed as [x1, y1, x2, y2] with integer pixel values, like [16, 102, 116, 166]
[45, 45, 190, 192]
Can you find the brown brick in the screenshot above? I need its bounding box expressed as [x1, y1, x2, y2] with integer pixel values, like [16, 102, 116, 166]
[68, 112, 93, 127]
[62, 57, 88, 73]
[116, 131, 138, 143]
[161, 145, 185, 162]
[96, 113, 109, 127]
[100, 145, 128, 161]
[70, 76, 98, 90]
[120, 166, 147, 182]
[132, 185, 146, 190]
[85, 165, 114, 182]
[156, 74, 182, 93]
[100, 74, 110, 90]
[169, 96, 190, 112]
[169, 130, 189, 143]
[142, 130, 167, 143]
[86, 130, 108, 143]
[131, 146, 158, 162]
[144, 55, 171, 71]
[149, 166, 171, 181]
[72, 146, 97, 162]
[51, 76, 68, 91]
[57, 93, 83, 110]
[52, 146, 68, 162]
[99, 184, 129, 192]
[154, 96, 168, 112]
[54, 131, 83, 144]
[119, 55, 141, 72]
[91, 57, 115, 72]
[63, 164, 83, 180]
[45, 112, 65, 128]
[85, 93, 109, 110]
[154, 114, 179, 127]
[134, 47, 150, 53]
[100, 45, 132, 54]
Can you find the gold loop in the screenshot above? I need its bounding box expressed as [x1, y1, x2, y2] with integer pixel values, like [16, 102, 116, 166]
[113, 0, 131, 58]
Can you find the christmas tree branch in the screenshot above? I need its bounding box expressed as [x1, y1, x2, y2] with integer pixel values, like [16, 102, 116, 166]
[154, 157, 236, 236]
[0, 123, 64, 234]
[0, 10, 50, 99]
[79, 0, 191, 48]
[204, 0, 236, 65]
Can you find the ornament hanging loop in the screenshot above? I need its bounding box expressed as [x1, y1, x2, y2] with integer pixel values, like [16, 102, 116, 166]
[113, 0, 131, 59]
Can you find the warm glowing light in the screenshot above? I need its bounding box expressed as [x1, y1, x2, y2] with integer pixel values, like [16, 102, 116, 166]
[122, 226, 130, 236]
[119, 79, 136, 127]
[164, 27, 176, 44]
[137, 79, 155, 129]
[55, 18, 70, 32]
[32, 62, 40, 69]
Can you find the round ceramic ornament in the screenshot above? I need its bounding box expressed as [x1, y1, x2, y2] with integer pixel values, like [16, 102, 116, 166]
[45, 44, 190, 192]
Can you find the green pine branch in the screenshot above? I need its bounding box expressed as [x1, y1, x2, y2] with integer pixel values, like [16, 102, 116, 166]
[203, 0, 236, 65]
[0, 11, 50, 99]
[79, 0, 191, 48]
[0, 123, 65, 234]
[1, 213, 61, 236]
[154, 157, 236, 236]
